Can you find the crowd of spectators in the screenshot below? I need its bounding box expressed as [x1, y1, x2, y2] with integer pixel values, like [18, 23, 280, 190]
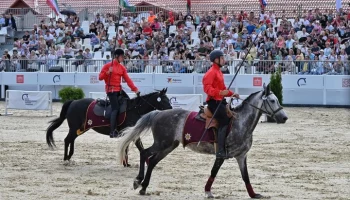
[0, 7, 349, 75]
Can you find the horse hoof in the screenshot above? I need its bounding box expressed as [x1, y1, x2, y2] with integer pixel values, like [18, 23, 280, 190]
[253, 194, 263, 199]
[69, 160, 76, 165]
[139, 189, 146, 195]
[63, 160, 70, 166]
[123, 163, 131, 167]
[133, 179, 141, 190]
[205, 191, 214, 198]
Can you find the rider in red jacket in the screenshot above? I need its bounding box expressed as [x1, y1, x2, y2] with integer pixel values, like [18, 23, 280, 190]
[202, 50, 239, 159]
[99, 49, 139, 138]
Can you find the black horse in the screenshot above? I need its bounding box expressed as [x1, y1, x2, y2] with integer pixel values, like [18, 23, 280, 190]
[46, 88, 172, 166]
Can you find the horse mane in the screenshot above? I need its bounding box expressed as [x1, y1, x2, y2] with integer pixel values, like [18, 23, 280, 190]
[233, 90, 262, 112]
[128, 91, 158, 105]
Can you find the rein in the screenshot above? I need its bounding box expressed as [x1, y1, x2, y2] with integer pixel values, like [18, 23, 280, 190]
[126, 93, 159, 116]
[229, 96, 283, 118]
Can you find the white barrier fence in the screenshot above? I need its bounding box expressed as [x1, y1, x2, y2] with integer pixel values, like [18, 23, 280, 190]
[0, 72, 349, 106]
[4, 90, 53, 116]
[89, 92, 203, 111]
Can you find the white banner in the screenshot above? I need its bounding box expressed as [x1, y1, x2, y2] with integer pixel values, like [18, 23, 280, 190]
[168, 94, 202, 111]
[6, 90, 51, 110]
[225, 95, 248, 108]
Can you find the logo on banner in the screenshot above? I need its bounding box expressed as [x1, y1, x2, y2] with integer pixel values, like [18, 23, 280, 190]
[21, 94, 37, 106]
[253, 77, 262, 86]
[167, 78, 182, 83]
[90, 75, 99, 84]
[53, 75, 61, 83]
[297, 78, 306, 87]
[169, 97, 177, 105]
[16, 75, 24, 83]
[342, 78, 350, 88]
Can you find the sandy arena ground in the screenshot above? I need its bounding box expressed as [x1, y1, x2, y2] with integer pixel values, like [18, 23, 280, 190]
[0, 102, 349, 200]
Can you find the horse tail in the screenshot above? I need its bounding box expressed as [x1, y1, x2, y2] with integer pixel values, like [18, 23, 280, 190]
[117, 110, 161, 164]
[46, 100, 74, 148]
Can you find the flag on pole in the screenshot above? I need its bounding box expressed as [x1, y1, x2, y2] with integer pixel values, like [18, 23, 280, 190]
[46, 0, 60, 15]
[259, 0, 267, 9]
[187, 0, 191, 14]
[120, 0, 135, 12]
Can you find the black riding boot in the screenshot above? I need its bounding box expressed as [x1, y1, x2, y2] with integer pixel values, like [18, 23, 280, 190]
[216, 125, 228, 159]
[110, 110, 119, 138]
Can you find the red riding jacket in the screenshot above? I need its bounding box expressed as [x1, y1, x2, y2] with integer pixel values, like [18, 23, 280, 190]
[99, 60, 138, 93]
[202, 63, 234, 101]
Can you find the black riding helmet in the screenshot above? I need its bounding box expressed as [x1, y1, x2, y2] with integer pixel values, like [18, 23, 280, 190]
[114, 48, 125, 57]
[209, 50, 224, 62]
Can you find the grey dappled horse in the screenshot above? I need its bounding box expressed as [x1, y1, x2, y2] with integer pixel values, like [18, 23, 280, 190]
[117, 83, 288, 198]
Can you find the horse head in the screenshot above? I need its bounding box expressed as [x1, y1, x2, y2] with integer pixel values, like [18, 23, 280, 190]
[260, 83, 288, 124]
[143, 87, 172, 111]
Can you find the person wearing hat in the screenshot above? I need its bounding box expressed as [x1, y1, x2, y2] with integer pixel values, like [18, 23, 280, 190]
[99, 49, 139, 138]
[202, 50, 239, 159]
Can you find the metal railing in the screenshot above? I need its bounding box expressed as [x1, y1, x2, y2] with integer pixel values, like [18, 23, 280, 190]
[1, 58, 349, 75]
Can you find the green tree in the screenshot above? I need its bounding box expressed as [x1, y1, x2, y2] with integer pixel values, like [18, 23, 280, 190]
[58, 87, 85, 103]
[269, 68, 283, 105]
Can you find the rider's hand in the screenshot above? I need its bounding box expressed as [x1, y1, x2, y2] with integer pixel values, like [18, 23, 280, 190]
[219, 90, 229, 96]
[108, 67, 113, 72]
[135, 91, 140, 96]
[232, 93, 240, 99]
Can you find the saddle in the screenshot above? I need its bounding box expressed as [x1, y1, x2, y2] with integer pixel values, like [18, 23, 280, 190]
[93, 96, 128, 119]
[195, 105, 234, 130]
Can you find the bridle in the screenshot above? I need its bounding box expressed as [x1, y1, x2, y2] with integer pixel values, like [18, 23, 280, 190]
[130, 93, 171, 115]
[229, 93, 283, 119]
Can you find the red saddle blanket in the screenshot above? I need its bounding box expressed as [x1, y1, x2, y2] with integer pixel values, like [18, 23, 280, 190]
[83, 101, 126, 131]
[182, 111, 232, 147]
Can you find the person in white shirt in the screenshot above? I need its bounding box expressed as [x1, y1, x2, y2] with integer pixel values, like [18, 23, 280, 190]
[43, 31, 55, 47]
[137, 34, 146, 46]
[300, 28, 309, 38]
[302, 16, 310, 26]
[285, 35, 295, 49]
[323, 42, 332, 57]
[266, 28, 277, 40]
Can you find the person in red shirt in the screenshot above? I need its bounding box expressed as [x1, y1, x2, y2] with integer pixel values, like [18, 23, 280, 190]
[99, 49, 139, 138]
[202, 50, 239, 159]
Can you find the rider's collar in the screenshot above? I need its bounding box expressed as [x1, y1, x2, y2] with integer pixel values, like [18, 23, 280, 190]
[212, 63, 221, 69]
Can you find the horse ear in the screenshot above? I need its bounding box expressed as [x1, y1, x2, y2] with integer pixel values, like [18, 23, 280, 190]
[159, 88, 165, 95]
[165, 87, 168, 93]
[266, 83, 271, 95]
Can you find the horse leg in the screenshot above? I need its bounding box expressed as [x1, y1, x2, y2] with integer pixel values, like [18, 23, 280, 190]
[204, 158, 225, 198]
[67, 134, 77, 161]
[134, 145, 155, 190]
[139, 141, 180, 195]
[64, 131, 77, 165]
[237, 155, 262, 199]
[63, 135, 69, 163]
[135, 138, 150, 166]
[122, 145, 131, 167]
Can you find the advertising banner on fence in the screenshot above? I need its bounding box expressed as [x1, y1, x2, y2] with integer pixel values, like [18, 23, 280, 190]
[282, 75, 324, 89]
[154, 74, 193, 87]
[324, 75, 350, 89]
[37, 73, 75, 85]
[75, 73, 104, 85]
[1, 72, 37, 85]
[7, 90, 50, 110]
[122, 73, 153, 87]
[168, 94, 202, 111]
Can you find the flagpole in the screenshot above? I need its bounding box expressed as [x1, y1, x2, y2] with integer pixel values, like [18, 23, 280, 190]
[116, 0, 122, 33]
